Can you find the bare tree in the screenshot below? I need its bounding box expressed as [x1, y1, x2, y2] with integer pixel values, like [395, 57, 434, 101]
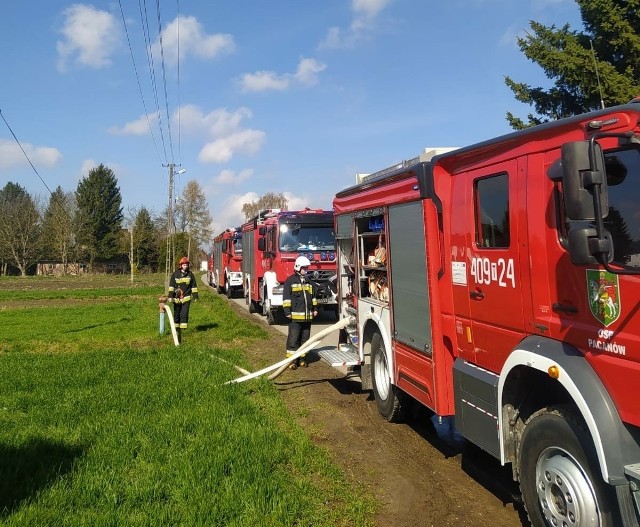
[175, 180, 213, 261]
[0, 183, 42, 276]
[241, 192, 288, 220]
[41, 186, 76, 272]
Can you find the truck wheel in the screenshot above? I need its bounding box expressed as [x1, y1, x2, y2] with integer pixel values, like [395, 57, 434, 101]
[248, 300, 257, 314]
[518, 406, 618, 527]
[226, 281, 232, 299]
[371, 332, 405, 422]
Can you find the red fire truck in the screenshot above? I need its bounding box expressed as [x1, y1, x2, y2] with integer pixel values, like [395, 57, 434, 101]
[326, 102, 640, 526]
[209, 227, 243, 298]
[241, 208, 337, 324]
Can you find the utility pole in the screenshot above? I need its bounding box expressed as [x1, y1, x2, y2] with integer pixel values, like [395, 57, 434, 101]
[164, 163, 185, 290]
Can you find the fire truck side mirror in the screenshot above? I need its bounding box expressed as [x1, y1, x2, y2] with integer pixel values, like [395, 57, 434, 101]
[257, 237, 266, 252]
[258, 226, 266, 236]
[561, 140, 609, 221]
[566, 226, 613, 265]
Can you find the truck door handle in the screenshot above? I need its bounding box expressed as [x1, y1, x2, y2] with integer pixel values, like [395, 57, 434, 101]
[470, 290, 485, 300]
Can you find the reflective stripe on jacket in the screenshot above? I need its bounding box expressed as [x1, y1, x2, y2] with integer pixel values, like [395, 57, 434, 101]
[168, 270, 199, 304]
[283, 273, 317, 321]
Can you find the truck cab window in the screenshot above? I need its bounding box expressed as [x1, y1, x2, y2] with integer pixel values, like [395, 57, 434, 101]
[603, 148, 640, 267]
[475, 173, 510, 248]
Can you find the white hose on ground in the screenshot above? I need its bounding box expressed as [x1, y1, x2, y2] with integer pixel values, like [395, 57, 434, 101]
[162, 303, 180, 347]
[225, 316, 354, 385]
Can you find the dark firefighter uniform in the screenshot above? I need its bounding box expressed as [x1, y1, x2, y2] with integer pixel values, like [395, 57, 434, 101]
[283, 272, 317, 367]
[168, 264, 198, 339]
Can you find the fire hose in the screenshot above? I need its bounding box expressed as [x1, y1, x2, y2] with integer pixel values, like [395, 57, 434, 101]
[225, 316, 354, 384]
[159, 297, 180, 347]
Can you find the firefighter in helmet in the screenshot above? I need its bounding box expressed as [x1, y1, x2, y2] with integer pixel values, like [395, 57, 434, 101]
[168, 256, 199, 343]
[283, 255, 318, 369]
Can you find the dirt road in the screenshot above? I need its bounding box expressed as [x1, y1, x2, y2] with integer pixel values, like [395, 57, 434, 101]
[222, 287, 527, 526]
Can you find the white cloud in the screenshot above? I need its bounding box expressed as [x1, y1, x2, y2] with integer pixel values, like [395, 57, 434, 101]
[199, 129, 266, 163]
[151, 15, 235, 65]
[210, 191, 312, 233]
[57, 4, 120, 71]
[282, 192, 312, 211]
[80, 159, 97, 177]
[174, 105, 266, 163]
[0, 139, 62, 170]
[294, 58, 326, 86]
[240, 58, 326, 93]
[212, 191, 259, 231]
[108, 114, 156, 136]
[319, 0, 392, 49]
[215, 168, 253, 185]
[240, 71, 290, 92]
[499, 24, 526, 48]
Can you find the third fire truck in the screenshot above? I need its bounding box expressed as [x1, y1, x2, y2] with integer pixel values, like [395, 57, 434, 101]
[324, 101, 640, 526]
[241, 208, 338, 324]
[209, 227, 243, 298]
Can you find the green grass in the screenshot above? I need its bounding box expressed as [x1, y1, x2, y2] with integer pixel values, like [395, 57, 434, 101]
[0, 274, 374, 526]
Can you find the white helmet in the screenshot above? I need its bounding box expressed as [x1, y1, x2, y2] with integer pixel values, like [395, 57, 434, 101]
[294, 255, 311, 272]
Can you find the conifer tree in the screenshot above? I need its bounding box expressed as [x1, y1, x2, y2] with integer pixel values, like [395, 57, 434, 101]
[506, 0, 640, 129]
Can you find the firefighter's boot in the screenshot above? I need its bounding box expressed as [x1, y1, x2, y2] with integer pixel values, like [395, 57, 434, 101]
[286, 351, 298, 370]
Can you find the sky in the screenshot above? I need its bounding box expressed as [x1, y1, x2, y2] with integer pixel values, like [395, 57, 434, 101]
[1, 0, 582, 238]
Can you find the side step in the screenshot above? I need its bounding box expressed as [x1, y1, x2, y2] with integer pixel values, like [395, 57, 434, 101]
[317, 345, 361, 367]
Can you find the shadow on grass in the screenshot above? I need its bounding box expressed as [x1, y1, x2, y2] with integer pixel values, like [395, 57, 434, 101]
[0, 438, 84, 517]
[195, 323, 218, 331]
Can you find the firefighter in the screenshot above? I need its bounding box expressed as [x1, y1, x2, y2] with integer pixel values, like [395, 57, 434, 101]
[168, 256, 199, 343]
[283, 255, 318, 369]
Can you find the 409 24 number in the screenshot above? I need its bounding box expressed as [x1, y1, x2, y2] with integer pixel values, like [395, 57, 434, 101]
[470, 257, 515, 288]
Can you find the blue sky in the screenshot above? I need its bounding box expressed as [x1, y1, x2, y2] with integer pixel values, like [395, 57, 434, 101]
[1, 0, 581, 235]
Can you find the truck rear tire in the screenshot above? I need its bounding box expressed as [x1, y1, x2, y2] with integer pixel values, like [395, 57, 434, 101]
[371, 332, 405, 422]
[518, 406, 618, 527]
[226, 281, 232, 299]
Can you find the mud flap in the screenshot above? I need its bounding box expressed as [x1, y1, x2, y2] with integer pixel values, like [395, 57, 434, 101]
[361, 363, 372, 391]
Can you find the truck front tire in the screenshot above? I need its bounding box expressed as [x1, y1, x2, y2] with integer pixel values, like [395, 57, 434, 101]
[518, 406, 618, 527]
[371, 332, 405, 422]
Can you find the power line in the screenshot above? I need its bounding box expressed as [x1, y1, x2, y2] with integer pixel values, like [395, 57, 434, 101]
[118, 0, 164, 165]
[0, 108, 73, 222]
[155, 0, 175, 163]
[140, 0, 168, 164]
[176, 0, 182, 164]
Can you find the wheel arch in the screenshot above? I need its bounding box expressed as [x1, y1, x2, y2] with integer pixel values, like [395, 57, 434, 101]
[499, 335, 640, 485]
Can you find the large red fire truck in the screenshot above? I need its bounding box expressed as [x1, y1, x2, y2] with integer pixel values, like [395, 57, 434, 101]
[208, 227, 243, 298]
[326, 102, 640, 526]
[241, 208, 337, 324]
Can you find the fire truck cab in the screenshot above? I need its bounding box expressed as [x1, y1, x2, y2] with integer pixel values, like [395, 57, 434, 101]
[242, 209, 337, 325]
[329, 102, 640, 526]
[210, 227, 243, 298]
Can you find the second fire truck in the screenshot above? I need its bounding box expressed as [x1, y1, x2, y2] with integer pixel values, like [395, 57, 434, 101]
[209, 227, 243, 298]
[322, 101, 640, 526]
[241, 208, 338, 324]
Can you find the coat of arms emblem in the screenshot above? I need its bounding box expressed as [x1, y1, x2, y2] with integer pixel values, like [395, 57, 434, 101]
[587, 270, 620, 327]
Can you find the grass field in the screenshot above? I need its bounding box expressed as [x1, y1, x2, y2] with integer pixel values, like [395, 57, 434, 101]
[0, 274, 374, 526]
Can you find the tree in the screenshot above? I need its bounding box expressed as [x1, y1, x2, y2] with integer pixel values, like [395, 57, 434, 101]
[40, 186, 76, 271]
[0, 182, 42, 276]
[175, 180, 213, 262]
[241, 192, 288, 220]
[75, 164, 123, 270]
[505, 0, 640, 129]
[133, 207, 160, 272]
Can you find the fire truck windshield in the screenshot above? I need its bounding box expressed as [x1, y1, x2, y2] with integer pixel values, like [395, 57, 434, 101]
[279, 224, 335, 252]
[233, 235, 242, 253]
